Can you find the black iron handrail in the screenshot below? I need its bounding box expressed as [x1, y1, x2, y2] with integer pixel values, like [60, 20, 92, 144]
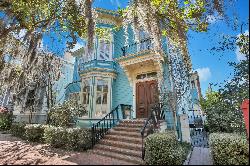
[91, 104, 132, 147]
[121, 37, 154, 56]
[140, 102, 164, 160]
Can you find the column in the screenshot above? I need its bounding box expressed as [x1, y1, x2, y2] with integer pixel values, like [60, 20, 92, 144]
[179, 114, 191, 143]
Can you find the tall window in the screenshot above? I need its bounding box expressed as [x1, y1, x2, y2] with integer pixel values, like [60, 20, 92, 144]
[95, 80, 108, 117]
[138, 31, 152, 51]
[191, 81, 195, 89]
[82, 80, 91, 105]
[98, 39, 111, 61]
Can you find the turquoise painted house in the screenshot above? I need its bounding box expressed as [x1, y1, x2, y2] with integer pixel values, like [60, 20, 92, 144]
[64, 8, 200, 133]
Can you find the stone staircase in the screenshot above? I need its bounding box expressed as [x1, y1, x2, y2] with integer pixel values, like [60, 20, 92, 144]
[91, 119, 147, 165]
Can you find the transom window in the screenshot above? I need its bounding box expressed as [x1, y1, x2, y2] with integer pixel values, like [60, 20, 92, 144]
[136, 72, 157, 80]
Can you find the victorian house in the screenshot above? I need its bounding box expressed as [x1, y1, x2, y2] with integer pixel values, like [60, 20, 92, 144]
[64, 8, 202, 140]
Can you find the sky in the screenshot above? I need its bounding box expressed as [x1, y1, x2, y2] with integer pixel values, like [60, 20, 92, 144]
[92, 0, 249, 96]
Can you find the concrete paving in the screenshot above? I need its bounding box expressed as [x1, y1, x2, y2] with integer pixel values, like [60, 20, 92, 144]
[188, 147, 213, 165]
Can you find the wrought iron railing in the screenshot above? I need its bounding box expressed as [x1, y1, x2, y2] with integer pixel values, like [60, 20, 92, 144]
[140, 103, 164, 160]
[121, 38, 153, 57]
[91, 104, 132, 147]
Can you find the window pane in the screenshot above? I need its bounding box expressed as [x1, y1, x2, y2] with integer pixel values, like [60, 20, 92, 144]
[103, 85, 108, 92]
[87, 93, 89, 104]
[97, 85, 102, 91]
[136, 74, 146, 79]
[102, 93, 107, 104]
[96, 93, 101, 104]
[83, 94, 87, 104]
[147, 72, 157, 78]
[99, 39, 110, 60]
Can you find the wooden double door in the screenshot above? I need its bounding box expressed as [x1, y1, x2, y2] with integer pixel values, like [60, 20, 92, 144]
[136, 80, 159, 118]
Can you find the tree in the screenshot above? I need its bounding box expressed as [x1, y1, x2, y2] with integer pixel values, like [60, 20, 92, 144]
[0, 0, 92, 115]
[117, 0, 236, 118]
[200, 29, 249, 133]
[200, 90, 244, 133]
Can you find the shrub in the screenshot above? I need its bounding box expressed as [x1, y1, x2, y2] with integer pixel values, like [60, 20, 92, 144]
[44, 126, 91, 151]
[44, 126, 68, 148]
[10, 123, 26, 138]
[209, 133, 249, 165]
[74, 128, 92, 151]
[180, 141, 192, 160]
[0, 107, 13, 130]
[24, 124, 46, 142]
[48, 100, 87, 127]
[145, 131, 191, 165]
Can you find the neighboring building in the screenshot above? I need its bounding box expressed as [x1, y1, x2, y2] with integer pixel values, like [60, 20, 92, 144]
[188, 71, 204, 125]
[0, 48, 73, 124]
[54, 52, 75, 104]
[63, 8, 199, 142]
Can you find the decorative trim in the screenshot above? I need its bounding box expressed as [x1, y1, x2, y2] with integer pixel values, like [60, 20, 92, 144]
[116, 51, 165, 67]
[80, 71, 117, 78]
[79, 67, 116, 74]
[95, 11, 122, 26]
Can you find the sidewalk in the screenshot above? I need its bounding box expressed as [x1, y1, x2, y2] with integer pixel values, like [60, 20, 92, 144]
[188, 147, 213, 165]
[0, 132, 135, 165]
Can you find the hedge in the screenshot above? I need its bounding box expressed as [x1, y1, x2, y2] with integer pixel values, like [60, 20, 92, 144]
[24, 124, 46, 142]
[10, 123, 92, 152]
[209, 133, 249, 165]
[145, 131, 191, 165]
[0, 111, 13, 131]
[44, 126, 92, 151]
[10, 123, 26, 138]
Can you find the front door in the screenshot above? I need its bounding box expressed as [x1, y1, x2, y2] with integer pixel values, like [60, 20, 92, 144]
[136, 80, 159, 118]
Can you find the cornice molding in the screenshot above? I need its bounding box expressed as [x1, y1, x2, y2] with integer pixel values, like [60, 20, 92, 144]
[80, 71, 117, 78]
[117, 51, 165, 67]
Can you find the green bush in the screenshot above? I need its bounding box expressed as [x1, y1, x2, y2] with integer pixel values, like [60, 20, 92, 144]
[44, 126, 69, 148]
[44, 126, 91, 151]
[10, 123, 26, 138]
[24, 124, 46, 142]
[48, 100, 87, 127]
[180, 142, 192, 161]
[0, 111, 13, 130]
[209, 133, 249, 165]
[145, 131, 191, 165]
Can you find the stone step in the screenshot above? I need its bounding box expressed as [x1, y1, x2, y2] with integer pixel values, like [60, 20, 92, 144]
[117, 123, 145, 128]
[99, 139, 141, 151]
[113, 126, 142, 132]
[108, 130, 142, 138]
[104, 134, 142, 144]
[91, 149, 144, 165]
[120, 119, 146, 125]
[94, 144, 142, 158]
